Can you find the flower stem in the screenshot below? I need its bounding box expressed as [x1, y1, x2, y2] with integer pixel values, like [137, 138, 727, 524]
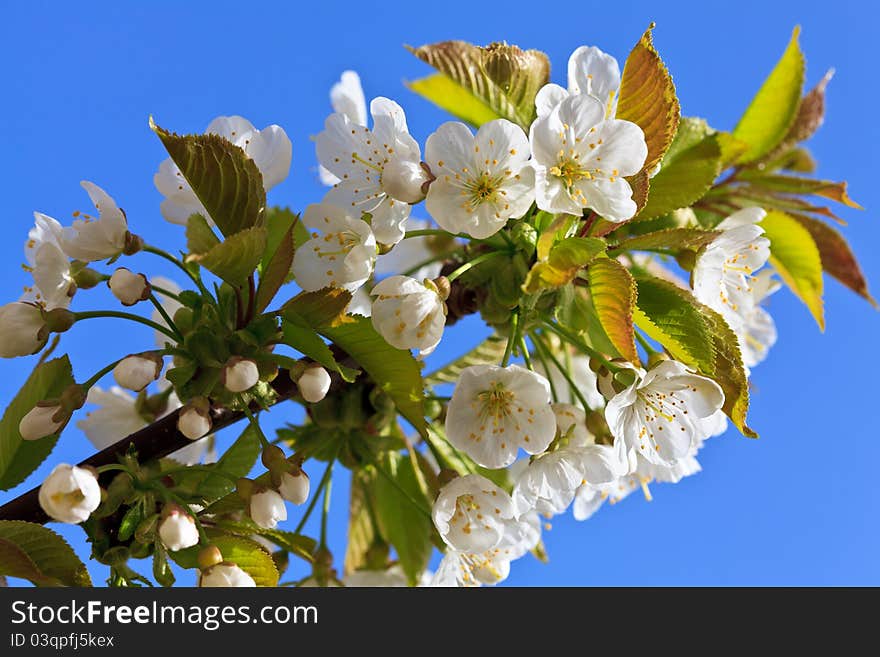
[446, 250, 505, 283]
[294, 457, 335, 536]
[149, 293, 182, 341]
[531, 331, 594, 412]
[81, 358, 124, 390]
[319, 469, 332, 549]
[519, 335, 533, 371]
[74, 310, 179, 341]
[142, 244, 211, 298]
[635, 331, 659, 358]
[501, 311, 520, 367]
[542, 321, 621, 373]
[402, 229, 455, 240]
[530, 335, 559, 402]
[240, 402, 271, 450]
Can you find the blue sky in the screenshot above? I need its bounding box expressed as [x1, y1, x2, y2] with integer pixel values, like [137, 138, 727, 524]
[1, 0, 877, 585]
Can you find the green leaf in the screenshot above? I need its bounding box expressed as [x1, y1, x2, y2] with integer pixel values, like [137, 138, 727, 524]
[170, 533, 279, 587]
[616, 24, 681, 174]
[151, 118, 266, 237]
[732, 27, 805, 163]
[185, 213, 220, 255]
[406, 74, 503, 128]
[256, 222, 295, 313]
[0, 520, 91, 586]
[373, 452, 432, 585]
[788, 213, 875, 306]
[116, 504, 144, 542]
[586, 258, 639, 363]
[633, 277, 715, 373]
[344, 469, 378, 575]
[280, 321, 359, 383]
[636, 129, 722, 221]
[171, 425, 261, 504]
[187, 226, 267, 284]
[318, 316, 426, 435]
[425, 334, 507, 386]
[614, 228, 720, 254]
[760, 210, 825, 329]
[736, 172, 861, 209]
[0, 356, 74, 491]
[152, 544, 176, 587]
[522, 236, 605, 294]
[282, 288, 354, 329]
[215, 519, 317, 563]
[407, 40, 550, 128]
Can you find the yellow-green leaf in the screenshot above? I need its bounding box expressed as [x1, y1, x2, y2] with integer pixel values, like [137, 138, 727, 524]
[170, 534, 279, 587]
[616, 24, 681, 174]
[0, 521, 91, 587]
[760, 210, 825, 329]
[187, 226, 267, 284]
[522, 237, 605, 294]
[282, 288, 354, 329]
[185, 213, 220, 254]
[344, 469, 378, 575]
[406, 74, 502, 128]
[586, 258, 638, 363]
[732, 27, 805, 164]
[615, 228, 720, 254]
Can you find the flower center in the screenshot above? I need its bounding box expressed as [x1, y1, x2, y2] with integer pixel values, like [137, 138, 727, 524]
[464, 171, 505, 210]
[312, 229, 361, 259]
[477, 381, 515, 421]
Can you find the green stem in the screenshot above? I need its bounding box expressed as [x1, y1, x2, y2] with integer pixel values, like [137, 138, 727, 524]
[635, 331, 659, 358]
[501, 311, 520, 367]
[82, 358, 125, 390]
[531, 331, 594, 412]
[149, 293, 182, 341]
[319, 469, 333, 549]
[542, 321, 621, 373]
[74, 310, 178, 341]
[530, 336, 559, 402]
[294, 458, 335, 536]
[519, 335, 534, 371]
[150, 284, 183, 302]
[155, 465, 240, 483]
[241, 403, 271, 450]
[95, 463, 133, 475]
[142, 244, 211, 298]
[446, 250, 505, 283]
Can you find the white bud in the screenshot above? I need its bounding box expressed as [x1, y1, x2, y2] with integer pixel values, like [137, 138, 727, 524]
[381, 155, 429, 204]
[198, 562, 256, 587]
[249, 489, 287, 530]
[278, 470, 310, 505]
[177, 404, 212, 440]
[297, 366, 331, 403]
[38, 464, 101, 524]
[113, 354, 163, 392]
[108, 268, 150, 306]
[0, 302, 46, 358]
[223, 358, 260, 393]
[19, 403, 65, 441]
[158, 505, 200, 552]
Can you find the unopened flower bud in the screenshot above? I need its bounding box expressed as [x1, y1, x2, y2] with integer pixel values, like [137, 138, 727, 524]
[222, 357, 259, 393]
[177, 398, 212, 440]
[381, 155, 430, 204]
[38, 463, 101, 524]
[278, 470, 310, 505]
[0, 302, 46, 358]
[108, 268, 151, 306]
[113, 353, 163, 392]
[297, 365, 331, 403]
[158, 504, 200, 552]
[249, 488, 287, 530]
[198, 562, 256, 587]
[19, 402, 66, 441]
[197, 545, 223, 570]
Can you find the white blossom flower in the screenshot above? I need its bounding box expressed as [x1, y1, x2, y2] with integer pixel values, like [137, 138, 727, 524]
[604, 360, 724, 467]
[536, 45, 621, 119]
[316, 97, 425, 245]
[0, 302, 46, 358]
[424, 119, 535, 239]
[370, 275, 446, 356]
[22, 212, 73, 310]
[692, 207, 770, 333]
[76, 385, 210, 465]
[297, 365, 331, 403]
[292, 202, 376, 292]
[150, 277, 183, 347]
[177, 402, 212, 441]
[108, 268, 149, 306]
[19, 403, 65, 441]
[198, 563, 256, 587]
[346, 287, 372, 317]
[445, 365, 556, 469]
[739, 270, 781, 369]
[158, 505, 200, 552]
[374, 218, 445, 281]
[155, 116, 292, 225]
[113, 354, 163, 392]
[278, 470, 310, 505]
[319, 71, 368, 186]
[249, 489, 287, 530]
[61, 182, 130, 262]
[38, 464, 101, 524]
[222, 357, 260, 393]
[530, 94, 647, 222]
[432, 474, 518, 554]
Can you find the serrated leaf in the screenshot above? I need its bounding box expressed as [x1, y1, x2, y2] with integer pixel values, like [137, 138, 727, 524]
[256, 222, 295, 313]
[732, 27, 805, 163]
[187, 226, 267, 284]
[282, 288, 354, 329]
[281, 321, 359, 382]
[318, 317, 426, 436]
[760, 210, 825, 329]
[737, 173, 861, 208]
[171, 425, 261, 504]
[0, 356, 74, 491]
[216, 519, 317, 563]
[773, 69, 833, 156]
[636, 130, 722, 221]
[725, 187, 844, 224]
[116, 504, 143, 542]
[586, 258, 638, 363]
[616, 24, 680, 174]
[344, 469, 378, 575]
[633, 277, 715, 373]
[151, 119, 266, 237]
[170, 533, 278, 586]
[522, 236, 605, 293]
[407, 40, 550, 128]
[0, 521, 91, 586]
[406, 74, 503, 128]
[615, 228, 720, 254]
[425, 334, 507, 386]
[186, 213, 220, 255]
[788, 213, 875, 306]
[373, 452, 432, 585]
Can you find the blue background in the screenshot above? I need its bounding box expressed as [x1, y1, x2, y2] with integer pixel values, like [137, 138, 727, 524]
[1, 0, 877, 586]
